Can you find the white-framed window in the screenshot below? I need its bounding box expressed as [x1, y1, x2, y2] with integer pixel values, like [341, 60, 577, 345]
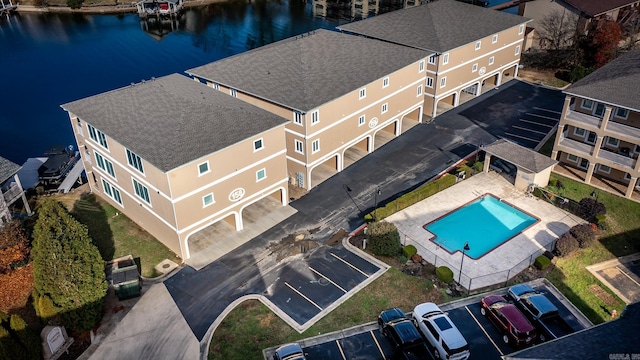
[358, 115, 366, 126]
[198, 161, 210, 176]
[598, 164, 611, 174]
[312, 139, 320, 153]
[615, 108, 629, 119]
[566, 153, 578, 163]
[428, 54, 436, 64]
[492, 34, 498, 44]
[573, 127, 586, 137]
[359, 88, 366, 99]
[95, 152, 115, 178]
[126, 149, 144, 174]
[519, 24, 524, 35]
[87, 124, 108, 150]
[203, 193, 214, 207]
[489, 56, 495, 65]
[253, 138, 264, 152]
[230, 89, 237, 97]
[294, 139, 304, 154]
[383, 77, 389, 88]
[256, 168, 266, 182]
[102, 179, 122, 205]
[605, 136, 620, 148]
[581, 99, 594, 110]
[381, 103, 388, 114]
[311, 110, 319, 125]
[443, 53, 449, 64]
[75, 118, 84, 136]
[417, 85, 423, 96]
[213, 83, 220, 90]
[475, 41, 481, 50]
[133, 178, 151, 205]
[426, 77, 434, 88]
[419, 60, 425, 72]
[515, 45, 521, 55]
[440, 77, 447, 88]
[635, 144, 640, 154]
[593, 103, 605, 117]
[472, 63, 478, 72]
[293, 111, 303, 125]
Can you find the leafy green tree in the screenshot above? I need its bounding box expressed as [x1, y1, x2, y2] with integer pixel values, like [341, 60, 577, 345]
[367, 221, 401, 256]
[32, 199, 107, 331]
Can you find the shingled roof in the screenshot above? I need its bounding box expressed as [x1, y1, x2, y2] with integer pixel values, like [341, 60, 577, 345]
[0, 156, 20, 184]
[186, 29, 429, 112]
[563, 0, 636, 17]
[62, 74, 288, 172]
[482, 139, 557, 173]
[565, 50, 640, 112]
[337, 0, 529, 53]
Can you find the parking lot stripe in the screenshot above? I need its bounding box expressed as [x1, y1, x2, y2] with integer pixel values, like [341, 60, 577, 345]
[505, 132, 539, 143]
[512, 125, 548, 135]
[616, 266, 640, 286]
[309, 267, 347, 293]
[331, 253, 370, 278]
[284, 282, 323, 311]
[370, 330, 387, 360]
[335, 340, 347, 360]
[465, 306, 503, 356]
[526, 112, 559, 121]
[519, 119, 554, 128]
[534, 107, 562, 115]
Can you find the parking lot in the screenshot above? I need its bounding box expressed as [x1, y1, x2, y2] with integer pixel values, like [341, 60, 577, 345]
[264, 280, 591, 360]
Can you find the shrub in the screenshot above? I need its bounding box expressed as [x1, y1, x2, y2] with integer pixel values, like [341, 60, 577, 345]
[67, 0, 82, 8]
[549, 179, 557, 187]
[402, 245, 417, 258]
[577, 198, 606, 223]
[595, 214, 606, 225]
[0, 221, 31, 274]
[534, 255, 551, 270]
[412, 253, 423, 263]
[436, 266, 454, 284]
[473, 161, 483, 173]
[556, 179, 564, 189]
[9, 314, 41, 360]
[366, 221, 401, 257]
[554, 232, 579, 257]
[33, 293, 60, 322]
[570, 224, 596, 249]
[398, 255, 408, 264]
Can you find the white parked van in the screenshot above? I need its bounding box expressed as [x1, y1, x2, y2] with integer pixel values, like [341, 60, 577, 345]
[412, 303, 470, 360]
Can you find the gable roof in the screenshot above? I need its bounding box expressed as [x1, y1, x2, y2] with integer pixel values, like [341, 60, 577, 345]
[563, 0, 636, 17]
[482, 139, 557, 173]
[0, 156, 21, 184]
[61, 74, 288, 172]
[186, 29, 429, 112]
[337, 0, 529, 53]
[564, 50, 640, 112]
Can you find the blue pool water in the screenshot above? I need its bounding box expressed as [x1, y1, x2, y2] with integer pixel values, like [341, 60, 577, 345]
[424, 195, 537, 259]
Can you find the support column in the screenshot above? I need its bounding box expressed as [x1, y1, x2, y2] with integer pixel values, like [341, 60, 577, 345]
[584, 162, 596, 183]
[551, 123, 565, 160]
[600, 105, 612, 130]
[626, 176, 637, 198]
[13, 174, 32, 216]
[483, 154, 492, 173]
[592, 135, 603, 158]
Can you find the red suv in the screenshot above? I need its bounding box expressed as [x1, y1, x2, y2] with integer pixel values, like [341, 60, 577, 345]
[480, 295, 536, 347]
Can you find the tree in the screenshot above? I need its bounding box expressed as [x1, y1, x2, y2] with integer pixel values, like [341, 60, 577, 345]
[536, 9, 580, 51]
[31, 199, 107, 332]
[592, 21, 622, 68]
[367, 221, 401, 257]
[0, 221, 30, 273]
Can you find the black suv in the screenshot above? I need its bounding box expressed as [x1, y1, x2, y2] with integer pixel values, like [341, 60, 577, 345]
[378, 308, 432, 360]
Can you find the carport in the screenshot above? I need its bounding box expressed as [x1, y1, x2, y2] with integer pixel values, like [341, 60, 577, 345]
[343, 137, 370, 169]
[400, 107, 421, 133]
[481, 138, 557, 191]
[372, 121, 396, 150]
[310, 155, 339, 189]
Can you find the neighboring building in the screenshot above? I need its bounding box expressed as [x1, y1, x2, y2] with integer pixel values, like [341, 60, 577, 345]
[61, 74, 289, 260]
[0, 156, 31, 225]
[338, 0, 530, 119]
[551, 50, 640, 200]
[187, 29, 431, 189]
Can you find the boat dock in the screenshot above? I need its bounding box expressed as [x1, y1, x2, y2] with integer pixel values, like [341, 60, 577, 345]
[136, 0, 183, 18]
[1, 0, 17, 16]
[57, 160, 84, 193]
[490, 0, 532, 11]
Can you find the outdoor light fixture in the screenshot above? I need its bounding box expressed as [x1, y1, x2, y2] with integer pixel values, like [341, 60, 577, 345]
[591, 190, 599, 202]
[374, 187, 381, 222]
[459, 241, 470, 285]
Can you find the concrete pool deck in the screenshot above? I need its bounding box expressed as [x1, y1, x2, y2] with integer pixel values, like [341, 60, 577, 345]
[385, 171, 584, 290]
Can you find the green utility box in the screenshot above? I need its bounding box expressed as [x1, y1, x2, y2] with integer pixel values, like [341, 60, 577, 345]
[109, 256, 142, 300]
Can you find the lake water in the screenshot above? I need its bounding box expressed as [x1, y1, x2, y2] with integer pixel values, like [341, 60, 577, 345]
[0, 0, 516, 165]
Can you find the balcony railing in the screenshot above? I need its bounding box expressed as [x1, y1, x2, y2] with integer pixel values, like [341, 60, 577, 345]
[564, 110, 601, 130]
[2, 183, 23, 204]
[605, 121, 640, 143]
[598, 148, 636, 170]
[557, 136, 593, 157]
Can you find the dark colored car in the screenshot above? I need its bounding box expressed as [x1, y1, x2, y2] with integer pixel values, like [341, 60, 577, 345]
[480, 295, 536, 347]
[378, 308, 432, 360]
[273, 342, 306, 360]
[508, 284, 573, 341]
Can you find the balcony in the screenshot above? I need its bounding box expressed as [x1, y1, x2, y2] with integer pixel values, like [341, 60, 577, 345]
[557, 136, 593, 157]
[2, 183, 23, 205]
[605, 121, 640, 144]
[564, 110, 601, 131]
[597, 148, 636, 171]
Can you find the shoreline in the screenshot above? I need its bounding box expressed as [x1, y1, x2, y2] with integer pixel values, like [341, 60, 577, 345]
[14, 0, 229, 14]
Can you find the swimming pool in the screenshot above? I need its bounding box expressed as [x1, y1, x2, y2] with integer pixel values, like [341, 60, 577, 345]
[424, 194, 538, 259]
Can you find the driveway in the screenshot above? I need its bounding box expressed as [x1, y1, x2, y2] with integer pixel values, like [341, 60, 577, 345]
[84, 80, 565, 360]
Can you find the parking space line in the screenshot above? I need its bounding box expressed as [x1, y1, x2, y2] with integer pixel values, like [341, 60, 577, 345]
[513, 125, 548, 135]
[465, 306, 503, 356]
[526, 112, 559, 121]
[284, 282, 323, 311]
[309, 267, 347, 293]
[519, 119, 554, 128]
[335, 340, 347, 360]
[505, 132, 540, 143]
[616, 266, 640, 286]
[534, 107, 562, 114]
[331, 253, 370, 278]
[370, 330, 387, 360]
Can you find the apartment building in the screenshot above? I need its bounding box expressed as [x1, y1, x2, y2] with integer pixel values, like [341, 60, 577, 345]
[187, 29, 430, 189]
[62, 74, 289, 260]
[551, 50, 640, 200]
[338, 0, 530, 119]
[0, 156, 31, 225]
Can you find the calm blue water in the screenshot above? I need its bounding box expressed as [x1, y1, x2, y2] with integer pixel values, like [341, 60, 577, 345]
[424, 195, 537, 259]
[0, 0, 516, 165]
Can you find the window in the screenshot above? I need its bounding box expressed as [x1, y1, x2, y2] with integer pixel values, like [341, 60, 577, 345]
[581, 99, 594, 110]
[294, 139, 304, 154]
[426, 77, 434, 88]
[358, 115, 366, 126]
[126, 149, 144, 174]
[440, 77, 447, 88]
[428, 54, 436, 64]
[198, 161, 210, 175]
[472, 63, 478, 72]
[492, 34, 498, 44]
[253, 138, 264, 151]
[311, 110, 319, 124]
[87, 124, 108, 149]
[606, 137, 620, 148]
[383, 77, 389, 88]
[443, 53, 449, 64]
[102, 179, 122, 205]
[312, 139, 320, 153]
[419, 60, 425, 72]
[417, 85, 423, 96]
[133, 179, 151, 204]
[594, 103, 605, 117]
[598, 164, 611, 174]
[566, 154, 578, 163]
[515, 45, 521, 55]
[212, 83, 220, 90]
[256, 168, 266, 181]
[519, 24, 524, 35]
[615, 108, 629, 119]
[293, 111, 303, 125]
[381, 103, 388, 114]
[359, 88, 366, 99]
[203, 193, 214, 207]
[574, 127, 586, 137]
[489, 56, 495, 65]
[76, 118, 83, 136]
[95, 152, 115, 178]
[230, 89, 237, 97]
[475, 41, 481, 50]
